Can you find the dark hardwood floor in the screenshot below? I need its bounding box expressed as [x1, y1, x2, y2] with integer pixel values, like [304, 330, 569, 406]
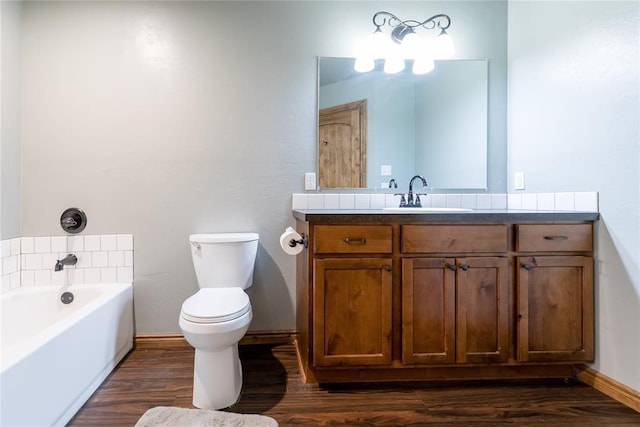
[69, 343, 640, 426]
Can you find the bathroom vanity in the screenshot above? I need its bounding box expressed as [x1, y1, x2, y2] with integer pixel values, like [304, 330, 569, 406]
[293, 209, 598, 383]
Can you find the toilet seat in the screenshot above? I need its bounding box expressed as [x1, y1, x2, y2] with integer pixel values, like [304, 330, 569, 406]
[181, 288, 251, 324]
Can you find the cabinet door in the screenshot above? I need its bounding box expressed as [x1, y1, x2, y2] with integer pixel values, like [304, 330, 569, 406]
[517, 256, 594, 362]
[456, 257, 510, 364]
[312, 258, 393, 367]
[402, 258, 456, 365]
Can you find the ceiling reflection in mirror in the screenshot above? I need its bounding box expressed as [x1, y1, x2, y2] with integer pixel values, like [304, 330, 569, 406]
[318, 57, 488, 190]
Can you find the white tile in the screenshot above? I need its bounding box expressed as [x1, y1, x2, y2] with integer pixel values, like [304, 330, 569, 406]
[109, 251, 125, 267]
[51, 236, 67, 253]
[85, 268, 101, 284]
[101, 267, 117, 283]
[42, 253, 59, 269]
[2, 256, 18, 274]
[385, 193, 402, 208]
[445, 194, 462, 208]
[339, 194, 355, 209]
[291, 194, 308, 210]
[575, 192, 598, 212]
[1, 240, 9, 258]
[418, 194, 432, 207]
[85, 235, 101, 252]
[10, 271, 21, 290]
[34, 237, 51, 254]
[21, 270, 35, 287]
[74, 252, 91, 269]
[124, 251, 134, 267]
[117, 267, 134, 283]
[92, 251, 109, 268]
[522, 193, 537, 210]
[370, 194, 386, 209]
[555, 192, 575, 211]
[35, 270, 52, 286]
[117, 234, 134, 251]
[323, 194, 339, 209]
[492, 194, 507, 210]
[1, 275, 10, 293]
[307, 194, 324, 209]
[25, 254, 43, 270]
[537, 193, 555, 211]
[460, 194, 477, 209]
[431, 194, 446, 208]
[21, 237, 34, 254]
[508, 194, 522, 210]
[68, 235, 85, 252]
[476, 194, 492, 210]
[354, 194, 370, 209]
[10, 238, 21, 256]
[101, 235, 117, 251]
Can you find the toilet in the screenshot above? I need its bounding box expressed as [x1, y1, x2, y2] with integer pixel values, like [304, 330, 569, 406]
[179, 232, 259, 409]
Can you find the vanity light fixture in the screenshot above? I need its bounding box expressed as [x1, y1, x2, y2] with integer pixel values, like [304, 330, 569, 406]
[354, 11, 454, 75]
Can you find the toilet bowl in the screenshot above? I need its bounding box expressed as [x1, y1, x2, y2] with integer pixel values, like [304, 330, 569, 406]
[179, 233, 259, 410]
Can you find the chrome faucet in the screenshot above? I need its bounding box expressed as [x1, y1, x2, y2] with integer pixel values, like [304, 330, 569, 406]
[388, 179, 398, 189]
[55, 254, 77, 271]
[405, 175, 428, 207]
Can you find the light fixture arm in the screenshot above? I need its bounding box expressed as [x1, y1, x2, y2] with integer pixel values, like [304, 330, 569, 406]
[372, 11, 451, 44]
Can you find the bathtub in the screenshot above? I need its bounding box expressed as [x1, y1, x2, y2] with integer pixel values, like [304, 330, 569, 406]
[0, 283, 134, 426]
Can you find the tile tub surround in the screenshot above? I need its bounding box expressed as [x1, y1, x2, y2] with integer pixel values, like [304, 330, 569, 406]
[0, 234, 134, 294]
[292, 191, 599, 212]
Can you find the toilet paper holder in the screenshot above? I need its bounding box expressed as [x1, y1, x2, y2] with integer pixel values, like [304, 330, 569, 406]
[289, 233, 308, 248]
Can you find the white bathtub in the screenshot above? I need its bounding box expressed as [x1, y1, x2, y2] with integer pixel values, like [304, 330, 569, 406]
[0, 283, 134, 427]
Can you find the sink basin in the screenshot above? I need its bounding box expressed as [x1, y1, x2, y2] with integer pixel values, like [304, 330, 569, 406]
[383, 207, 473, 213]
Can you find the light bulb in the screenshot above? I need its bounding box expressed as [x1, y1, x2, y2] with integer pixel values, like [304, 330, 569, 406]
[434, 31, 455, 59]
[384, 56, 405, 74]
[354, 57, 375, 73]
[401, 31, 420, 59]
[412, 57, 435, 75]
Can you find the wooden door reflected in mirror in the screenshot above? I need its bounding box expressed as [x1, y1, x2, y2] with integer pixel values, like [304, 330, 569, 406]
[318, 100, 367, 188]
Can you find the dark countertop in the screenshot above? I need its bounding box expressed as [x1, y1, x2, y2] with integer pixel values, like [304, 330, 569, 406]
[293, 209, 600, 223]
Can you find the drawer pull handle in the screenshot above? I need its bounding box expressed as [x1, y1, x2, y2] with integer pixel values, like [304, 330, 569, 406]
[544, 235, 568, 241]
[344, 237, 366, 244]
[522, 263, 534, 270]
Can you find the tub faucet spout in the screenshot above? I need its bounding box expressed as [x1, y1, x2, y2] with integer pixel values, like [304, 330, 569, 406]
[55, 254, 77, 271]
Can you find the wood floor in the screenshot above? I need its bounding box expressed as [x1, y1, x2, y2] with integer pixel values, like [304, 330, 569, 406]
[69, 343, 640, 426]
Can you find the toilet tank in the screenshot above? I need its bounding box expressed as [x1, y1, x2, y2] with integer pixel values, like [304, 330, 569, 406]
[189, 233, 259, 289]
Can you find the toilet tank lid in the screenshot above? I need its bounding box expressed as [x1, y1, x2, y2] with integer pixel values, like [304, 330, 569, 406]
[190, 233, 259, 243]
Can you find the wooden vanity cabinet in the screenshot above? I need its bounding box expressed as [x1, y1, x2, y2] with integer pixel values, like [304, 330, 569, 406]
[515, 224, 594, 363]
[296, 216, 596, 383]
[311, 225, 393, 368]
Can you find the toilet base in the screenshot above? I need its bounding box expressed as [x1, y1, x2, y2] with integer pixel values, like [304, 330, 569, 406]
[192, 344, 243, 409]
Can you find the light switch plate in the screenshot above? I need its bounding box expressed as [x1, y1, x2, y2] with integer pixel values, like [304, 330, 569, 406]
[304, 172, 317, 190]
[380, 165, 392, 176]
[514, 172, 525, 190]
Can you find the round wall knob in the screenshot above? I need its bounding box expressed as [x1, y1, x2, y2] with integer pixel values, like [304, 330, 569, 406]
[60, 208, 87, 234]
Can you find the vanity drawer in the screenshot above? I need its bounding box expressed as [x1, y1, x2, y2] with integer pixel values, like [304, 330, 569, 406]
[516, 224, 593, 252]
[401, 225, 508, 253]
[314, 225, 392, 254]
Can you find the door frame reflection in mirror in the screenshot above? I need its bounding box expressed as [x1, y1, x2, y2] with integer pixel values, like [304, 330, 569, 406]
[318, 57, 489, 191]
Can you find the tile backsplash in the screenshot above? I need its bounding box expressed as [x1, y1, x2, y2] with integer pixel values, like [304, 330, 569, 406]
[292, 191, 599, 212]
[1, 234, 134, 294]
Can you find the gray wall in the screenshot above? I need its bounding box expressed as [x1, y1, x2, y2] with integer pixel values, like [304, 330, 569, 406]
[0, 0, 22, 240]
[17, 1, 507, 334]
[508, 1, 640, 392]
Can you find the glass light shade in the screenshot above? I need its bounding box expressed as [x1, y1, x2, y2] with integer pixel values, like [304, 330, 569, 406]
[354, 57, 375, 73]
[384, 56, 405, 74]
[401, 31, 421, 59]
[434, 32, 455, 59]
[412, 57, 435, 75]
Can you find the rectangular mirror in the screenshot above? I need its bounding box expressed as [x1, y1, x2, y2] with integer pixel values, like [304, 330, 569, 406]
[318, 57, 488, 190]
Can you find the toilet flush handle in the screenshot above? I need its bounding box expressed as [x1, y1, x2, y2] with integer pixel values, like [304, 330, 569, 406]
[190, 241, 201, 250]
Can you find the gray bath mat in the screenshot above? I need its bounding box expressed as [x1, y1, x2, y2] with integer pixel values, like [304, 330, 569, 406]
[134, 406, 278, 427]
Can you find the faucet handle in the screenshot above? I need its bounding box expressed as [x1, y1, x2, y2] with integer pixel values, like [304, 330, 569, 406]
[394, 193, 407, 207]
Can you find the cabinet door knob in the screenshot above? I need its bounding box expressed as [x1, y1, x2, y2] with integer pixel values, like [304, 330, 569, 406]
[447, 264, 457, 271]
[459, 264, 470, 271]
[384, 265, 392, 272]
[522, 263, 534, 270]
